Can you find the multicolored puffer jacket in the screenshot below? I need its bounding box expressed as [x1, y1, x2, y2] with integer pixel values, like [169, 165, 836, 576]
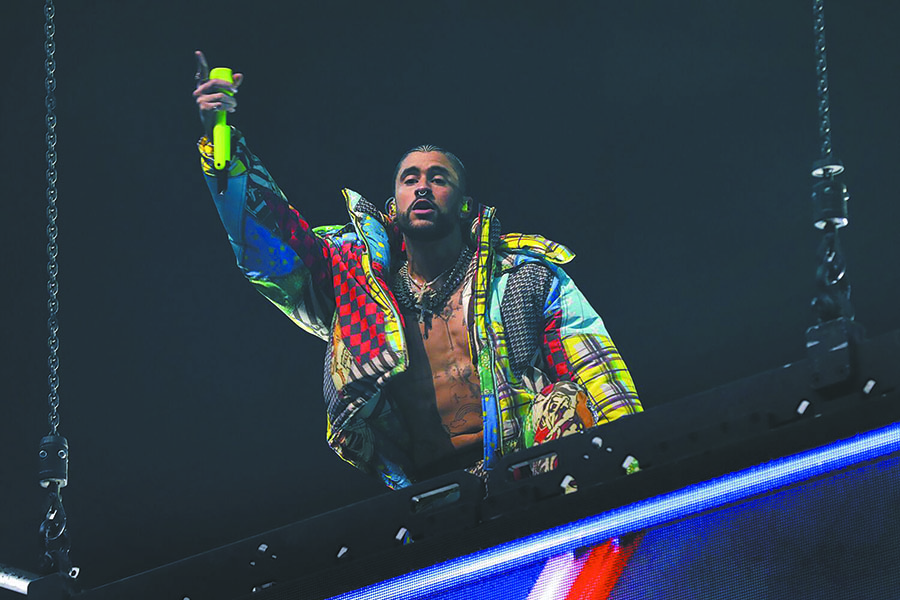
[201, 133, 642, 489]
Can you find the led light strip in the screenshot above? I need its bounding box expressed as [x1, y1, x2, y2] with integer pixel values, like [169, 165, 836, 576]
[332, 423, 900, 600]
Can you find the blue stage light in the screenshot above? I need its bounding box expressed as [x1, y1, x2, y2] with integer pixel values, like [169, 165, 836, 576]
[331, 423, 900, 600]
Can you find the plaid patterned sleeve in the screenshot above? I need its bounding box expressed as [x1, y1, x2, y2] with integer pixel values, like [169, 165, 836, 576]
[541, 269, 642, 425]
[201, 131, 336, 339]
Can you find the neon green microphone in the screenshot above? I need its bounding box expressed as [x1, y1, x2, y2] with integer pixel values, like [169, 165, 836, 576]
[209, 67, 234, 171]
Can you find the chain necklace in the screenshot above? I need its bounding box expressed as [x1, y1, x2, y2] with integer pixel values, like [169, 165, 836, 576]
[408, 265, 455, 301]
[393, 246, 474, 337]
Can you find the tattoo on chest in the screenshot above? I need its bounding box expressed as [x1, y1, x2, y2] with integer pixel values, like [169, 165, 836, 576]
[443, 361, 482, 404]
[448, 403, 481, 435]
[395, 284, 483, 443]
[434, 288, 465, 349]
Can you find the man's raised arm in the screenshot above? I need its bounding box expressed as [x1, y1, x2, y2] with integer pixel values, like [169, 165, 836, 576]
[193, 51, 336, 339]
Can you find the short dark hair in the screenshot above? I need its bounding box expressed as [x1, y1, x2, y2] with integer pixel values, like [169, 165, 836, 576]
[393, 144, 467, 194]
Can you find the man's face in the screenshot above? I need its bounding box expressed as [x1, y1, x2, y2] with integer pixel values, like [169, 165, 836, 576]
[394, 151, 466, 242]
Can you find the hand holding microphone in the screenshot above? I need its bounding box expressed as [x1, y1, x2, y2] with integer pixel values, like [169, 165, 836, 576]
[209, 67, 234, 170]
[192, 50, 244, 169]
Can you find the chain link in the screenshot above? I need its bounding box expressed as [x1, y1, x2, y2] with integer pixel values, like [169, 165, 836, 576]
[809, 0, 853, 326]
[811, 225, 852, 323]
[38, 484, 72, 574]
[813, 0, 832, 160]
[44, 0, 61, 436]
[40, 0, 75, 578]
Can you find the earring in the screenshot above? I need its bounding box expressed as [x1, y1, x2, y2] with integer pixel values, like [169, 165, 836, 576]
[385, 197, 397, 220]
[460, 199, 470, 214]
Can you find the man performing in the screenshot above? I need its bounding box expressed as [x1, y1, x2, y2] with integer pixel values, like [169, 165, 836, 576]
[193, 52, 642, 489]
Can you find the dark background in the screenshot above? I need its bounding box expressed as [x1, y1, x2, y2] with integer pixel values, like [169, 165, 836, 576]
[1, 0, 898, 593]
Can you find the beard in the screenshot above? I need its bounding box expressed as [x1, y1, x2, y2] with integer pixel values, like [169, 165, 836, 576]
[396, 209, 458, 242]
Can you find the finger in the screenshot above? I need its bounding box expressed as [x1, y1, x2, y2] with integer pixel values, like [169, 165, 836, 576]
[194, 50, 210, 83]
[208, 92, 237, 108]
[198, 93, 237, 111]
[193, 78, 238, 96]
[200, 99, 230, 112]
[232, 73, 244, 92]
[206, 102, 237, 113]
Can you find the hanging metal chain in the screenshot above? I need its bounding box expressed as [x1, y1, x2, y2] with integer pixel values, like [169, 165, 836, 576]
[809, 0, 852, 326]
[806, 0, 860, 389]
[45, 0, 61, 435]
[813, 0, 833, 160]
[39, 0, 77, 583]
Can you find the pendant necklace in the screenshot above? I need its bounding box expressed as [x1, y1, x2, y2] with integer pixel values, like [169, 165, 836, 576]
[393, 246, 474, 338]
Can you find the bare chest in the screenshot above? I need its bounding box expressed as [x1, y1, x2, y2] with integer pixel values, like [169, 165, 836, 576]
[387, 284, 483, 467]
